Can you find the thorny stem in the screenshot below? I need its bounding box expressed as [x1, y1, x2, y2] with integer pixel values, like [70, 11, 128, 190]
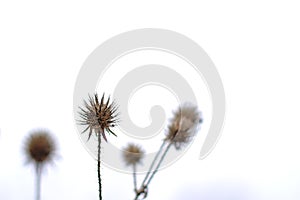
[145, 142, 172, 186]
[35, 163, 42, 200]
[98, 131, 102, 200]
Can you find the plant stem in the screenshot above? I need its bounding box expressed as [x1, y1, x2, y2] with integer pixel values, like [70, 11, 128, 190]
[134, 132, 178, 199]
[133, 164, 137, 192]
[98, 132, 102, 200]
[145, 142, 172, 186]
[141, 141, 166, 186]
[35, 163, 42, 200]
[133, 141, 168, 200]
[133, 185, 147, 200]
[134, 194, 139, 200]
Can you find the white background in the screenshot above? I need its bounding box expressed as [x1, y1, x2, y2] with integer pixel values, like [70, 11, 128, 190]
[0, 0, 300, 200]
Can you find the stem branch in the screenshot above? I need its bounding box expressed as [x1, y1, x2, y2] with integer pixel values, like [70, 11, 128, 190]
[145, 142, 172, 186]
[141, 141, 166, 186]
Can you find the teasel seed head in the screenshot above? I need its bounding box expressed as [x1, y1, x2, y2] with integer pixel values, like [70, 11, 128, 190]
[24, 130, 56, 165]
[78, 93, 119, 142]
[123, 143, 145, 166]
[165, 103, 202, 150]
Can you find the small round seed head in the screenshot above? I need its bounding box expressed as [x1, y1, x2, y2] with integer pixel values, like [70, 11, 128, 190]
[123, 143, 145, 166]
[78, 93, 119, 142]
[24, 130, 56, 165]
[165, 103, 202, 150]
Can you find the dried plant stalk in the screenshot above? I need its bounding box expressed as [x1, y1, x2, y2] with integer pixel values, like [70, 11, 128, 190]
[78, 93, 119, 200]
[24, 130, 57, 200]
[132, 103, 202, 200]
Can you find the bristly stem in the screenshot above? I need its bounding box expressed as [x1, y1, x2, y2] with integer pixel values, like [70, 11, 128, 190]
[35, 163, 42, 200]
[98, 131, 102, 200]
[145, 142, 172, 186]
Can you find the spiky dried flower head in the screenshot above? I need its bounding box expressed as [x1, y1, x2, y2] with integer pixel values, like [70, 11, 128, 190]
[165, 103, 202, 150]
[24, 130, 56, 165]
[78, 93, 119, 142]
[123, 143, 145, 166]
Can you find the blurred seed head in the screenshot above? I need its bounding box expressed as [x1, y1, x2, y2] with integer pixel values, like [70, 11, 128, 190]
[165, 103, 202, 150]
[78, 93, 119, 142]
[24, 130, 56, 165]
[123, 143, 145, 166]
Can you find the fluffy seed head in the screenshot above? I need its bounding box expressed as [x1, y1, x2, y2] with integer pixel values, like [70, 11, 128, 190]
[24, 130, 56, 165]
[165, 103, 202, 150]
[78, 93, 119, 142]
[123, 143, 145, 166]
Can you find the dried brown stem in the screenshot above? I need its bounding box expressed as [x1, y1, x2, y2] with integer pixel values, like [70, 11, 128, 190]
[98, 131, 102, 200]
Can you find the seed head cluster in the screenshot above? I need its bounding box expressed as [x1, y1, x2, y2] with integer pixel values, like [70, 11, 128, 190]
[24, 130, 56, 165]
[123, 143, 145, 166]
[78, 93, 119, 142]
[165, 103, 202, 149]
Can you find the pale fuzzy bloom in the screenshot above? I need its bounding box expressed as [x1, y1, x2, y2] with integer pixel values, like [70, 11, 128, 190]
[24, 130, 56, 165]
[123, 143, 145, 166]
[78, 93, 119, 142]
[165, 103, 202, 150]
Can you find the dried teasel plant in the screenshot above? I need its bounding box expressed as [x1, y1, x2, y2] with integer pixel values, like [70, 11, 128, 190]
[129, 103, 202, 200]
[165, 103, 202, 149]
[123, 143, 145, 166]
[78, 93, 118, 142]
[78, 93, 119, 200]
[24, 130, 57, 200]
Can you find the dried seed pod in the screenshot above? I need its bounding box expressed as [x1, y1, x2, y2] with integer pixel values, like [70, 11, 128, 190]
[78, 93, 119, 142]
[123, 143, 145, 166]
[24, 130, 56, 165]
[165, 103, 202, 149]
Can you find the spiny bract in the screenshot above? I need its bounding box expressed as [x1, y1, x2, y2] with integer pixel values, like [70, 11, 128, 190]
[78, 93, 119, 142]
